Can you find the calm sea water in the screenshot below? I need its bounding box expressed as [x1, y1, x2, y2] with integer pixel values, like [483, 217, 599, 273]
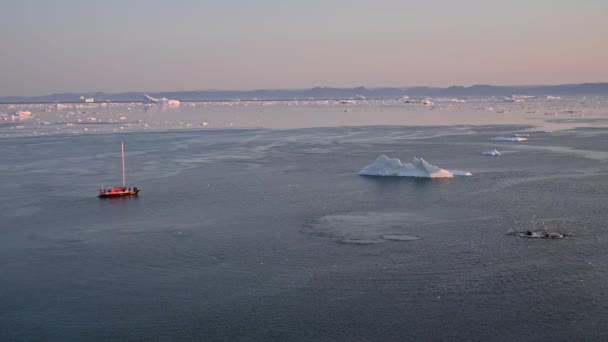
[2, 99, 608, 340]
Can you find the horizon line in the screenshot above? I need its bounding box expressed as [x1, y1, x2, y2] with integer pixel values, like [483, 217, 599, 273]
[2, 81, 608, 98]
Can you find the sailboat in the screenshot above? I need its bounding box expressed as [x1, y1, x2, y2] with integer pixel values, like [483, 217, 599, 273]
[98, 142, 141, 198]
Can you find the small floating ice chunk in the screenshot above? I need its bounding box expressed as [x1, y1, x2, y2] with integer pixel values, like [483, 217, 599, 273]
[449, 170, 474, 176]
[15, 110, 32, 117]
[482, 149, 501, 156]
[403, 98, 433, 105]
[504, 96, 525, 103]
[358, 155, 472, 178]
[491, 137, 527, 142]
[433, 97, 466, 103]
[6, 111, 33, 121]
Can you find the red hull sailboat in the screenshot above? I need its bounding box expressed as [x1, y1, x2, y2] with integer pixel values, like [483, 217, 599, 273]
[98, 142, 141, 198]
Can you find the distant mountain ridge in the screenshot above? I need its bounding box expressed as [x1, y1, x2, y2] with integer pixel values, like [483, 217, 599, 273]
[2, 83, 608, 103]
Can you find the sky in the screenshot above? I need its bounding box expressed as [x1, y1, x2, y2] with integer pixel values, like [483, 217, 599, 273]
[1, 0, 607, 96]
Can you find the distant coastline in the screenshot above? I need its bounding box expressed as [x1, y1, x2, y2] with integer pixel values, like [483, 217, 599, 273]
[2, 83, 607, 104]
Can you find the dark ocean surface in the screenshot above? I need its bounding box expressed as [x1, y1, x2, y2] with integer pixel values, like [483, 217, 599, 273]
[2, 123, 608, 341]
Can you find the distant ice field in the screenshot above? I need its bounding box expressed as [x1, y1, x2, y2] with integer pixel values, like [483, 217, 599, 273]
[1, 95, 607, 138]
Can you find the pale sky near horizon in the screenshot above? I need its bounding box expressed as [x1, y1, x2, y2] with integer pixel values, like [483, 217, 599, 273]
[1, 0, 607, 96]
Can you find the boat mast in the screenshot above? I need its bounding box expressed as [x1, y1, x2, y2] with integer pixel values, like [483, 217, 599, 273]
[121, 142, 126, 187]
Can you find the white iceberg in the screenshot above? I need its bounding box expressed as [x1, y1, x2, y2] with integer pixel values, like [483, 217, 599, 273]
[491, 137, 527, 142]
[358, 155, 472, 178]
[144, 94, 180, 106]
[482, 149, 501, 156]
